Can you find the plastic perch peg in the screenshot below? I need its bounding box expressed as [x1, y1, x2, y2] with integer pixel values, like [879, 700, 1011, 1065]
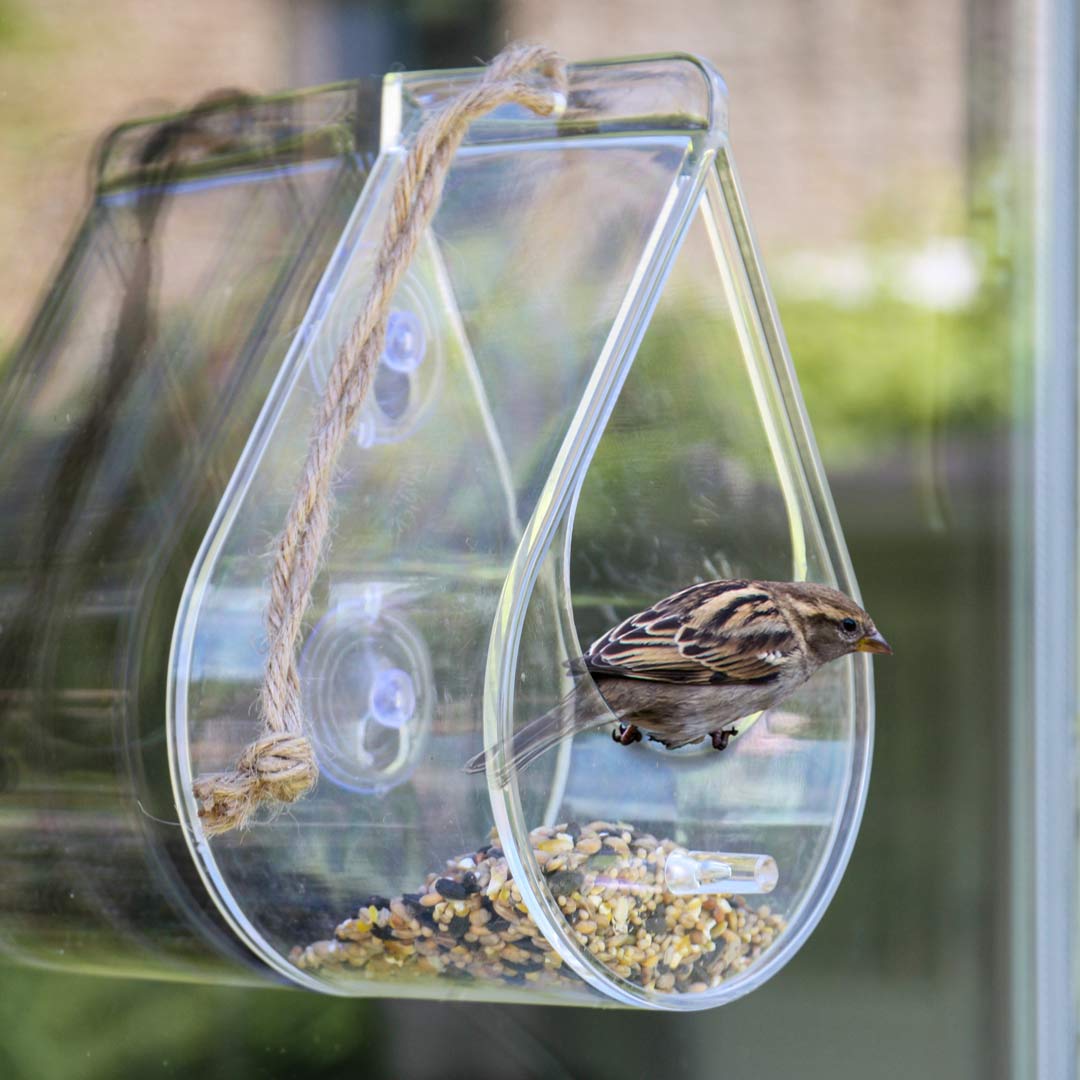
[664, 850, 780, 896]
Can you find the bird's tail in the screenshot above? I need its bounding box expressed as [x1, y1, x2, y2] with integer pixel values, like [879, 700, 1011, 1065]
[463, 682, 609, 783]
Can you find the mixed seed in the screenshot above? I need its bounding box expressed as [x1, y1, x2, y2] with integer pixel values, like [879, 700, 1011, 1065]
[291, 820, 786, 995]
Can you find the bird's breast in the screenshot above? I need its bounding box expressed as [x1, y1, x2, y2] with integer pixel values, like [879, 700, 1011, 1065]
[593, 674, 795, 732]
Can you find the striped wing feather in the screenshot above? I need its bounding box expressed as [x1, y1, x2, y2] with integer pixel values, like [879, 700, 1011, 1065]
[583, 580, 798, 685]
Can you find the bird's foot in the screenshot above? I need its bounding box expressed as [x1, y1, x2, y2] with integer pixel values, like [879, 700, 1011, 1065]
[612, 723, 643, 746]
[710, 726, 739, 751]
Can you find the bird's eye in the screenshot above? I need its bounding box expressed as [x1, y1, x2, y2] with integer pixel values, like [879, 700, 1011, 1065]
[841, 617, 858, 634]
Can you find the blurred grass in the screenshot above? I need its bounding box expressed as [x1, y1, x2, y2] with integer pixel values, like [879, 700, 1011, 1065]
[0, 967, 384, 1080]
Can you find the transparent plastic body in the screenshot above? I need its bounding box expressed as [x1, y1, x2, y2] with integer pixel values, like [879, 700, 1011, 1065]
[0, 84, 378, 979]
[171, 56, 873, 1009]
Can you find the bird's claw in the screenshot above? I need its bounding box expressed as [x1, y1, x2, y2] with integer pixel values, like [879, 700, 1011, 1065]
[710, 726, 738, 751]
[613, 723, 643, 746]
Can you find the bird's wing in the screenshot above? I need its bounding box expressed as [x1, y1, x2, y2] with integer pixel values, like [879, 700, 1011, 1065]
[583, 580, 800, 685]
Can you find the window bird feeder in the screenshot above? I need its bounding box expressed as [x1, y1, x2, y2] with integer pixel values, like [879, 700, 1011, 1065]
[3, 53, 874, 1011]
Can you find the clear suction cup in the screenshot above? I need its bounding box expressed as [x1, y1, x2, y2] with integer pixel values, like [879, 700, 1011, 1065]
[299, 587, 432, 793]
[382, 309, 427, 374]
[308, 270, 442, 448]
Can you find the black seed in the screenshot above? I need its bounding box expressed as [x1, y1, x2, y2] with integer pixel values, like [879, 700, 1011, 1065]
[564, 821, 582, 841]
[362, 895, 391, 911]
[645, 912, 668, 936]
[370, 924, 394, 940]
[401, 893, 428, 917]
[488, 847, 504, 859]
[436, 877, 468, 900]
[505, 955, 544, 971]
[690, 959, 713, 983]
[461, 871, 479, 894]
[480, 895, 495, 913]
[446, 914, 470, 938]
[548, 870, 584, 898]
[503, 971, 528, 985]
[488, 916, 511, 932]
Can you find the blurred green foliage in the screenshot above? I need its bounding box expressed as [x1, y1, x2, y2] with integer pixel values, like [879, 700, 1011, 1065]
[0, 0, 28, 47]
[0, 968, 384, 1080]
[780, 271, 1012, 462]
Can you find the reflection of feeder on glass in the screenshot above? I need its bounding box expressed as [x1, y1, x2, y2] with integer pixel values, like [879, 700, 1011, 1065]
[299, 586, 432, 793]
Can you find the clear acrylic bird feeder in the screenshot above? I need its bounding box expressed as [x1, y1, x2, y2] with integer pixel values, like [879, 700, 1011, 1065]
[167, 53, 874, 1010]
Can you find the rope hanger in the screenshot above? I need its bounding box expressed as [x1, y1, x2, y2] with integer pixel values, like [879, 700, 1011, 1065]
[192, 43, 568, 836]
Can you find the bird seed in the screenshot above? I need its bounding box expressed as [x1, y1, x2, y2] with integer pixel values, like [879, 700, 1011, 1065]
[290, 820, 786, 997]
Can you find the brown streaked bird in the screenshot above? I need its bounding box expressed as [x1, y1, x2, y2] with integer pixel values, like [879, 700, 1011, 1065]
[464, 579, 890, 781]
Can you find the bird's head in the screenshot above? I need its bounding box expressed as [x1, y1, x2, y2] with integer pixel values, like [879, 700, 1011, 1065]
[769, 581, 891, 666]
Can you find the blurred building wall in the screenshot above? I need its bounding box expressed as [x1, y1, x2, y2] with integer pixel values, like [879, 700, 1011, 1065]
[505, 0, 972, 250]
[0, 0, 290, 349]
[1, 0, 1008, 348]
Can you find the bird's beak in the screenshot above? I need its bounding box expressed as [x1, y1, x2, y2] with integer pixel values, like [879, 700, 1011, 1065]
[856, 630, 892, 655]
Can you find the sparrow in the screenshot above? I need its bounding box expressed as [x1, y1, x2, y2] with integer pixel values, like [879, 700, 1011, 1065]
[465, 578, 890, 781]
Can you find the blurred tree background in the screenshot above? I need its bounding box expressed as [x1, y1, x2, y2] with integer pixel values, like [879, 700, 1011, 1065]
[0, 0, 1022, 1078]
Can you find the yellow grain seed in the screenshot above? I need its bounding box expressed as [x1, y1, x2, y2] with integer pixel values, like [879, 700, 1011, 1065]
[539, 836, 573, 854]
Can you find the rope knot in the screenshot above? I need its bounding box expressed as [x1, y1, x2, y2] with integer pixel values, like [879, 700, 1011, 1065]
[238, 732, 317, 786]
[193, 734, 316, 836]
